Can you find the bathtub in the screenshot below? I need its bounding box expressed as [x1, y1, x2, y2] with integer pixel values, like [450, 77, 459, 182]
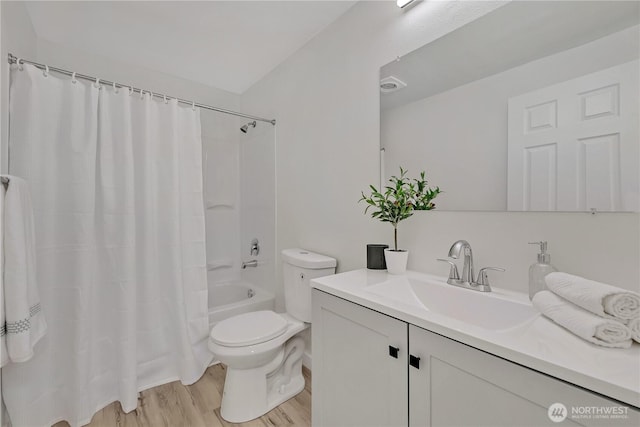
[208, 280, 275, 327]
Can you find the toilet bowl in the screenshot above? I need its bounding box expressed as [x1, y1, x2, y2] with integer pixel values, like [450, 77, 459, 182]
[208, 248, 336, 423]
[209, 311, 307, 422]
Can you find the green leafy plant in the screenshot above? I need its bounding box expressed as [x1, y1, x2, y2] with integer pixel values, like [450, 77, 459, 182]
[359, 167, 441, 251]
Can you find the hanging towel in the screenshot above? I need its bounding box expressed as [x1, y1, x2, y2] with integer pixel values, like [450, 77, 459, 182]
[628, 318, 640, 344]
[532, 291, 632, 349]
[545, 272, 640, 321]
[1, 175, 46, 366]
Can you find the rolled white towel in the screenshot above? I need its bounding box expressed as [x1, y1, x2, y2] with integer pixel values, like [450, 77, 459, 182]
[545, 272, 640, 321]
[628, 318, 640, 344]
[532, 291, 632, 349]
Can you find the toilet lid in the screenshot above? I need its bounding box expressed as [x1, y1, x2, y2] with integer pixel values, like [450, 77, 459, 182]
[210, 310, 288, 347]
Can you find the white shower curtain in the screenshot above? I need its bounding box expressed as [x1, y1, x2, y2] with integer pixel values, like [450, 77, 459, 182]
[2, 64, 211, 427]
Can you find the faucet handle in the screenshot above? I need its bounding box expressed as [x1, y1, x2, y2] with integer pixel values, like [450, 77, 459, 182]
[476, 267, 505, 286]
[437, 258, 460, 283]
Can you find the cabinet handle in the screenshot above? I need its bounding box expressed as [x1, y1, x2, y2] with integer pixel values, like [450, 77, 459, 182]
[409, 354, 420, 369]
[388, 346, 399, 358]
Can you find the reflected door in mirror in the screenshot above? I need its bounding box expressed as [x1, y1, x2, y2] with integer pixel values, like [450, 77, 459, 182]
[507, 61, 639, 212]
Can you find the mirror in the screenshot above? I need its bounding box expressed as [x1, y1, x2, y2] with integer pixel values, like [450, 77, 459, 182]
[380, 1, 639, 212]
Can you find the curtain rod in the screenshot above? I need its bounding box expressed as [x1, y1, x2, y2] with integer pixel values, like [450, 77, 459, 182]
[7, 53, 276, 125]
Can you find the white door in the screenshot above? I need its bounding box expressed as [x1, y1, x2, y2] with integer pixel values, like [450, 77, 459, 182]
[508, 60, 639, 212]
[312, 290, 408, 427]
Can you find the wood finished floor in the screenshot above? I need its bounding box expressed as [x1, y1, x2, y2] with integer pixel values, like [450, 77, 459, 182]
[53, 365, 311, 427]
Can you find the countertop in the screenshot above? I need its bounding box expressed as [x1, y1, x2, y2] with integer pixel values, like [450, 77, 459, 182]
[311, 268, 640, 408]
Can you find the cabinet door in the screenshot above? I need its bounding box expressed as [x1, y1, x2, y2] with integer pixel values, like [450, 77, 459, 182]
[312, 290, 408, 427]
[409, 325, 639, 427]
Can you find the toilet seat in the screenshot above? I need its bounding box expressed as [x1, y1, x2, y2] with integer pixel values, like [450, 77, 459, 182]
[210, 310, 287, 347]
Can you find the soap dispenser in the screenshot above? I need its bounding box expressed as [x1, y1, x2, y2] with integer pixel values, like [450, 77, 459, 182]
[528, 241, 557, 300]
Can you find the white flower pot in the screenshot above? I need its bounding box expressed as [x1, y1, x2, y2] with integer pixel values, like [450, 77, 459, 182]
[384, 249, 409, 275]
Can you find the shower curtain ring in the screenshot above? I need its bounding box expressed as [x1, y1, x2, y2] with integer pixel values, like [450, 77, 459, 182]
[17, 58, 23, 71]
[71, 72, 77, 84]
[128, 86, 133, 96]
[164, 95, 168, 104]
[140, 90, 145, 100]
[149, 91, 154, 100]
[113, 82, 118, 94]
[43, 65, 49, 77]
[192, 101, 196, 111]
[94, 77, 101, 89]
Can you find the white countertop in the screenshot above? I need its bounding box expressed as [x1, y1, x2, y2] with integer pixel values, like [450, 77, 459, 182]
[311, 269, 640, 408]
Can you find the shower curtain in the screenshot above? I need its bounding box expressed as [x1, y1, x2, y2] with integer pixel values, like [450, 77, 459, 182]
[2, 63, 211, 427]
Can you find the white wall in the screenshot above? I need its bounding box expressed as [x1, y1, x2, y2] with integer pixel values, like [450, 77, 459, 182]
[0, 3, 37, 425]
[383, 25, 639, 211]
[241, 0, 640, 323]
[1, 1, 37, 173]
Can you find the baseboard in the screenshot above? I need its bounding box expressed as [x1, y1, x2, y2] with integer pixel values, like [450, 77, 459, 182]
[302, 350, 312, 371]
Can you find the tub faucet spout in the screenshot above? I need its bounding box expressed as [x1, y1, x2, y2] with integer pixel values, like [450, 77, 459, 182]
[242, 259, 258, 269]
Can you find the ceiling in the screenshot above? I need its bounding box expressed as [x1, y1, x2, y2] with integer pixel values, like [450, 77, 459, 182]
[24, 1, 356, 94]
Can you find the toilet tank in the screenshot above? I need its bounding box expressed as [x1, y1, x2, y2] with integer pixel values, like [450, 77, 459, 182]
[282, 248, 336, 322]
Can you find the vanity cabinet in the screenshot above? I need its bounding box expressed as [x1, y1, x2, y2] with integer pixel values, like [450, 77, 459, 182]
[312, 289, 639, 427]
[311, 289, 408, 427]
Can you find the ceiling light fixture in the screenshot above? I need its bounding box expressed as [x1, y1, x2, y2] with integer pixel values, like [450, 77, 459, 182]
[397, 0, 415, 8]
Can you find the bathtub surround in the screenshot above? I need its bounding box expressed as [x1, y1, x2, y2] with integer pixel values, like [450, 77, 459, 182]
[2, 63, 210, 427]
[239, 122, 277, 302]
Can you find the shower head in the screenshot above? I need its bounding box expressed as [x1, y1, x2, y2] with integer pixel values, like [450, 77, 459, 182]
[240, 121, 257, 133]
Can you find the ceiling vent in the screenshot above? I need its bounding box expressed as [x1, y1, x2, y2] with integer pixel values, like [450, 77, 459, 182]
[380, 76, 407, 93]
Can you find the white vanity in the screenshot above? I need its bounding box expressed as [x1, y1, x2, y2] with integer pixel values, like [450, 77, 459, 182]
[311, 270, 640, 427]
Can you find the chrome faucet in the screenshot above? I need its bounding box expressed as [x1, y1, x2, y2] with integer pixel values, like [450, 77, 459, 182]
[437, 240, 504, 292]
[242, 259, 258, 269]
[448, 240, 474, 284]
[250, 238, 260, 256]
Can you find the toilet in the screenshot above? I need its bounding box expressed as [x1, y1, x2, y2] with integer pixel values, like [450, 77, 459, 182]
[208, 248, 336, 423]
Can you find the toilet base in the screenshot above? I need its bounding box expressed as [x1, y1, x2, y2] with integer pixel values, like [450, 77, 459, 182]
[219, 337, 306, 423]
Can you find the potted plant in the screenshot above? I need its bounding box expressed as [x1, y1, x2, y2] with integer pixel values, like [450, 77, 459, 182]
[359, 167, 440, 274]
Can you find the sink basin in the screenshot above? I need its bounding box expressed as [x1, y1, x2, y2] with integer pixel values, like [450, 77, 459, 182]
[366, 275, 539, 331]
